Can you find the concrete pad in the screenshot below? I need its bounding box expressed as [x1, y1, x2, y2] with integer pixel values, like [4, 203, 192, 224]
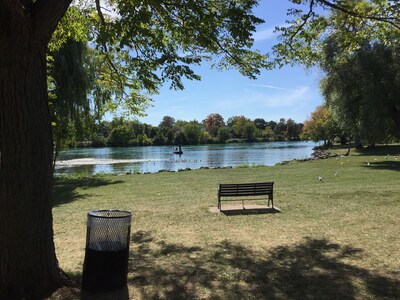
[209, 205, 280, 215]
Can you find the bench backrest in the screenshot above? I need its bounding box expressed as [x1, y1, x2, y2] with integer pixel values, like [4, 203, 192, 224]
[219, 182, 273, 197]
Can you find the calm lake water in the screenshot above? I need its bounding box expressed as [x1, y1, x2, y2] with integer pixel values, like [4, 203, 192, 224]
[56, 141, 319, 176]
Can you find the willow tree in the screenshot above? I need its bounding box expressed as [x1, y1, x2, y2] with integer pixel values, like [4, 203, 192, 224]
[320, 41, 400, 146]
[274, 0, 399, 146]
[50, 40, 91, 158]
[0, 0, 269, 298]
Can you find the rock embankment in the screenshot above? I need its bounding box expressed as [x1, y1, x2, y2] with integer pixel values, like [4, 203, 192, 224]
[279, 146, 341, 165]
[311, 147, 340, 159]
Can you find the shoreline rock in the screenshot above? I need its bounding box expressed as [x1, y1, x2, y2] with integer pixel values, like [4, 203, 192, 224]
[311, 148, 340, 159]
[278, 147, 340, 166]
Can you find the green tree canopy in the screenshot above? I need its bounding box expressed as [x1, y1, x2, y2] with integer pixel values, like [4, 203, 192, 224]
[302, 105, 339, 146]
[184, 121, 202, 145]
[253, 118, 266, 130]
[217, 126, 231, 143]
[159, 116, 176, 129]
[53, 0, 270, 115]
[274, 0, 400, 68]
[231, 115, 253, 138]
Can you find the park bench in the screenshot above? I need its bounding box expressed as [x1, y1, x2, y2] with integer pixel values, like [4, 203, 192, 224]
[217, 182, 274, 210]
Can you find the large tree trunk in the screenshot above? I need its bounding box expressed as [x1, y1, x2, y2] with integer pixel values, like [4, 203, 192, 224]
[0, 2, 71, 298]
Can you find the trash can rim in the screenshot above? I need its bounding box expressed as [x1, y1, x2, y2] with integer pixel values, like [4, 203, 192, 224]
[88, 209, 132, 219]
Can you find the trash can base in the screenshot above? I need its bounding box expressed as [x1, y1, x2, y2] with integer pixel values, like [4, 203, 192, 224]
[82, 247, 129, 292]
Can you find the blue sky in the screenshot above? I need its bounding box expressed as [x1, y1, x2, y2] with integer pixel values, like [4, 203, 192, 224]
[137, 0, 324, 126]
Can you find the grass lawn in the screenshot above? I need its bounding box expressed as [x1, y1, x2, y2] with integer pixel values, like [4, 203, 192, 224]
[50, 146, 400, 299]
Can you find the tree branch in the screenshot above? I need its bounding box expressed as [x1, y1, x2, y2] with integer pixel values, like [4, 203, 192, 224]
[288, 0, 315, 51]
[317, 0, 400, 30]
[95, 0, 106, 25]
[93, 0, 125, 88]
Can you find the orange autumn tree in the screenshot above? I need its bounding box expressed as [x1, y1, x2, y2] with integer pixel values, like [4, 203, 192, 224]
[302, 105, 339, 147]
[204, 113, 225, 137]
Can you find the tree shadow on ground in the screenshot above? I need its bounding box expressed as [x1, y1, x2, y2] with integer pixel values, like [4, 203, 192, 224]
[129, 231, 400, 299]
[362, 161, 400, 172]
[52, 177, 124, 207]
[220, 207, 280, 216]
[355, 145, 400, 156]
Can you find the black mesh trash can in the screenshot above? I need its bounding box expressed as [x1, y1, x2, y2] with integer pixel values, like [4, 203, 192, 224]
[82, 210, 132, 292]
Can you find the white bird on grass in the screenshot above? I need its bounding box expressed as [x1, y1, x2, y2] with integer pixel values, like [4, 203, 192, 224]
[318, 176, 323, 182]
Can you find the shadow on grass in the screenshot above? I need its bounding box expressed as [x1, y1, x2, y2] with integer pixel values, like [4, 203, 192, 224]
[52, 177, 124, 207]
[362, 161, 400, 172]
[355, 145, 400, 156]
[220, 207, 280, 216]
[129, 231, 400, 299]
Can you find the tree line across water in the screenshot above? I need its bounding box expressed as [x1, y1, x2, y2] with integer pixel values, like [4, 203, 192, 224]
[68, 114, 304, 148]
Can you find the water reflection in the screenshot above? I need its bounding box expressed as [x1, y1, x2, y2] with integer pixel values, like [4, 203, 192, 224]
[56, 142, 319, 176]
[204, 145, 223, 167]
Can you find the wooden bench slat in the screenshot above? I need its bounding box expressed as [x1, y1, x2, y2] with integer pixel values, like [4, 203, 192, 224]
[220, 183, 272, 187]
[220, 186, 273, 190]
[220, 190, 272, 196]
[220, 184, 272, 188]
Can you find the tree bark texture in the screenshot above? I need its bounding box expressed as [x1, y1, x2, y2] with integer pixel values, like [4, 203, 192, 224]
[0, 1, 71, 298]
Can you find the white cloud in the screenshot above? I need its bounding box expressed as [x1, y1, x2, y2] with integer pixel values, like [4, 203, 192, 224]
[213, 85, 316, 122]
[247, 83, 290, 91]
[216, 86, 311, 110]
[262, 86, 310, 107]
[252, 27, 276, 42]
[155, 97, 188, 104]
